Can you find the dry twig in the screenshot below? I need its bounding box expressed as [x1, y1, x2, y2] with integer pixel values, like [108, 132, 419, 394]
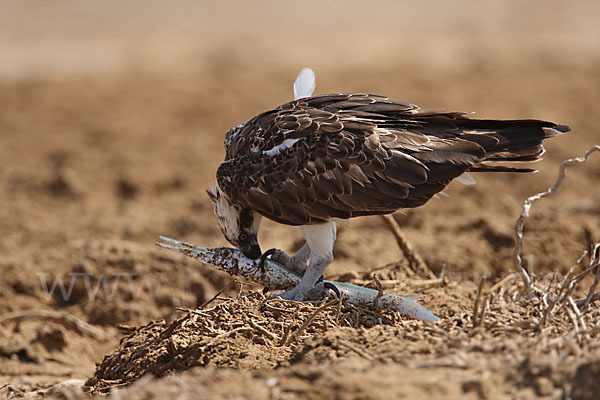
[247, 318, 279, 342]
[175, 307, 211, 318]
[536, 251, 588, 330]
[285, 298, 340, 345]
[200, 280, 239, 309]
[372, 274, 385, 310]
[472, 277, 486, 328]
[513, 145, 600, 293]
[157, 314, 190, 341]
[581, 242, 600, 312]
[279, 308, 300, 346]
[380, 214, 435, 278]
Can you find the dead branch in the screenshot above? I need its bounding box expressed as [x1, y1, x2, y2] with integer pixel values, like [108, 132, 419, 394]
[581, 242, 600, 312]
[175, 307, 211, 318]
[335, 293, 344, 325]
[247, 318, 279, 342]
[537, 251, 588, 329]
[479, 294, 491, 330]
[380, 214, 436, 278]
[278, 308, 300, 346]
[472, 277, 487, 329]
[568, 296, 586, 331]
[513, 145, 600, 293]
[157, 314, 190, 341]
[200, 280, 239, 309]
[372, 274, 384, 311]
[489, 273, 518, 294]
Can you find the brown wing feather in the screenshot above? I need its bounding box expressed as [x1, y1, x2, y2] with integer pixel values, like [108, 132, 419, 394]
[217, 93, 570, 225]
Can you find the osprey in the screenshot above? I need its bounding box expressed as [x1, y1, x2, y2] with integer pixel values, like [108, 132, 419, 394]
[208, 68, 570, 301]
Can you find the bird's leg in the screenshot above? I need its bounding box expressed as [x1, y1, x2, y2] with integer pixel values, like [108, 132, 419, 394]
[266, 243, 310, 274]
[270, 222, 336, 301]
[270, 253, 333, 301]
[293, 243, 311, 263]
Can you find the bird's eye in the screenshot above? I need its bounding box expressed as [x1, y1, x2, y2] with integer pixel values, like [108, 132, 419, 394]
[239, 233, 247, 241]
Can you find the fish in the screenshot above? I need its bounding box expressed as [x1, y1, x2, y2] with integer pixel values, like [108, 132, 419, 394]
[156, 236, 439, 323]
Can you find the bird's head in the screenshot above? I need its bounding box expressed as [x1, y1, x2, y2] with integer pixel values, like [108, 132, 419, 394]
[207, 184, 262, 259]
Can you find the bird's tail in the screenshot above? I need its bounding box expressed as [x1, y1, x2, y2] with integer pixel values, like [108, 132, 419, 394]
[459, 119, 571, 173]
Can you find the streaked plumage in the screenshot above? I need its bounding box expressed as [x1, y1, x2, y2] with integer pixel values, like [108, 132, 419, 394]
[208, 69, 570, 301]
[217, 93, 569, 226]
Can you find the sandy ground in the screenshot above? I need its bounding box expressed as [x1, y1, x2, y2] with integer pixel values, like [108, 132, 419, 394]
[1, 1, 599, 399]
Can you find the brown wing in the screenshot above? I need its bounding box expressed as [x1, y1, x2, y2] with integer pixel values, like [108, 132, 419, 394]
[217, 93, 569, 225]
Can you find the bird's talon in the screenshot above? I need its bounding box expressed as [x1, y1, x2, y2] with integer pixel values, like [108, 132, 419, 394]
[259, 248, 279, 271]
[323, 282, 341, 299]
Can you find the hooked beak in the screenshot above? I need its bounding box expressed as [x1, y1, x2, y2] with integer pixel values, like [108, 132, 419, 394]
[241, 241, 262, 260]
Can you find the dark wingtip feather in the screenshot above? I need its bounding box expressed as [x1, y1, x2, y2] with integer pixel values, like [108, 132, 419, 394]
[543, 124, 571, 138]
[469, 164, 538, 173]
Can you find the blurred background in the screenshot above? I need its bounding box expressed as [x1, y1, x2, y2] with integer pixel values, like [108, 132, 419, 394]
[0, 0, 599, 390]
[1, 1, 599, 80]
